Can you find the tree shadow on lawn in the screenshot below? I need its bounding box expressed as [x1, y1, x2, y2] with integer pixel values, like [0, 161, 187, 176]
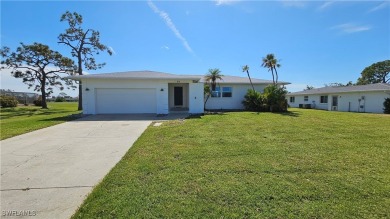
[186, 112, 228, 119]
[38, 113, 84, 122]
[251, 110, 301, 117]
[273, 111, 301, 117]
[0, 108, 41, 118]
[1, 107, 76, 119]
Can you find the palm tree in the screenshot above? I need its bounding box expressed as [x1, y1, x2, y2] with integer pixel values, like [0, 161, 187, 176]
[204, 68, 223, 91]
[273, 62, 281, 84]
[261, 53, 281, 85]
[242, 65, 255, 91]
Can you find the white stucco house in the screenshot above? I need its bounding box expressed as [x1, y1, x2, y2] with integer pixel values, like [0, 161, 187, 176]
[203, 75, 289, 110]
[70, 70, 289, 115]
[286, 83, 390, 113]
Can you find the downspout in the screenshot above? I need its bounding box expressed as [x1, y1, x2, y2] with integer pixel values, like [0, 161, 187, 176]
[358, 99, 361, 112]
[83, 79, 88, 114]
[363, 96, 366, 113]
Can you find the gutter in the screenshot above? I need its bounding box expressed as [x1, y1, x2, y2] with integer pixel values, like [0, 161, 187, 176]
[66, 76, 202, 81]
[288, 89, 390, 96]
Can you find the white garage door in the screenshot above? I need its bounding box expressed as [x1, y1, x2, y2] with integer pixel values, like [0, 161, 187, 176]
[96, 88, 157, 114]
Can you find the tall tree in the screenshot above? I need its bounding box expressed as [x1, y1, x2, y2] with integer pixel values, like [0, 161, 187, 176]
[357, 60, 390, 85]
[58, 11, 112, 110]
[261, 53, 281, 85]
[204, 68, 223, 92]
[242, 65, 255, 91]
[0, 43, 75, 109]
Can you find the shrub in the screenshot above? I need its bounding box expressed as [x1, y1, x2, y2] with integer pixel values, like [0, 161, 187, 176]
[55, 97, 65, 102]
[242, 89, 265, 112]
[0, 95, 18, 108]
[243, 85, 288, 112]
[384, 98, 390, 114]
[263, 84, 288, 112]
[33, 96, 43, 106]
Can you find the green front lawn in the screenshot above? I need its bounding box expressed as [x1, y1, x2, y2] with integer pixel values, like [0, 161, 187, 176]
[74, 109, 390, 218]
[0, 102, 80, 140]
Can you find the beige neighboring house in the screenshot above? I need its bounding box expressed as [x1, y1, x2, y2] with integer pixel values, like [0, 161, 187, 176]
[287, 83, 390, 113]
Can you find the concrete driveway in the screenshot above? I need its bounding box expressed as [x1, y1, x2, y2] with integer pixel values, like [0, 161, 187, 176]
[0, 114, 167, 219]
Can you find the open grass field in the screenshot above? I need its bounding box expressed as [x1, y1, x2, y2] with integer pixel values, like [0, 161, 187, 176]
[0, 102, 80, 140]
[73, 109, 390, 218]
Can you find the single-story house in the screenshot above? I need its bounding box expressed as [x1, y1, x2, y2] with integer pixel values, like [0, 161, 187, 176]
[203, 75, 289, 110]
[286, 83, 390, 113]
[70, 71, 289, 115]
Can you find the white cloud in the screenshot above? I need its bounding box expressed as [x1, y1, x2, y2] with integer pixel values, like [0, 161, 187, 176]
[368, 1, 389, 13]
[280, 0, 306, 8]
[147, 0, 195, 55]
[332, 23, 371, 34]
[161, 45, 170, 50]
[213, 0, 240, 6]
[318, 1, 334, 10]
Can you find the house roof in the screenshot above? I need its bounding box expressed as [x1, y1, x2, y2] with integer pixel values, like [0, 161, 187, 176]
[194, 75, 290, 85]
[287, 83, 390, 95]
[69, 70, 290, 85]
[69, 70, 201, 80]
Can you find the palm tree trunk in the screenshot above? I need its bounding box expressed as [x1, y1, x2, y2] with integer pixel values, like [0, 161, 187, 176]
[270, 68, 275, 85]
[274, 67, 279, 85]
[204, 95, 210, 110]
[246, 70, 255, 91]
[211, 82, 216, 91]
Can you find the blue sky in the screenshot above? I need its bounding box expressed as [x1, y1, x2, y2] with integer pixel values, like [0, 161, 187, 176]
[1, 0, 389, 96]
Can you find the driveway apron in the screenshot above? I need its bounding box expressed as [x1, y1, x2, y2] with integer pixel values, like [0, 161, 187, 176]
[1, 114, 153, 219]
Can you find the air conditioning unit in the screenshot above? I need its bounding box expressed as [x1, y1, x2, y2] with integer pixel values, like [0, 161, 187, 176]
[332, 106, 337, 111]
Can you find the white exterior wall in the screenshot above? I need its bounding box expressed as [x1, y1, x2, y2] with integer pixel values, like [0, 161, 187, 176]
[205, 84, 267, 110]
[189, 83, 204, 114]
[288, 95, 328, 110]
[334, 92, 389, 113]
[81, 78, 204, 115]
[287, 91, 390, 113]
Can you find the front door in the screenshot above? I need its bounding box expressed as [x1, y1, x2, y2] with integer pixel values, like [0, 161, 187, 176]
[174, 86, 183, 106]
[332, 96, 338, 111]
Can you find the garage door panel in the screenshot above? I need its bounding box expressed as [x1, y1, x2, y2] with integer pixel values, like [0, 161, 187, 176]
[96, 88, 156, 114]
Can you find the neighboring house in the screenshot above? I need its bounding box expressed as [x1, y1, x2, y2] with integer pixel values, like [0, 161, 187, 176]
[69, 71, 289, 115]
[287, 83, 390, 113]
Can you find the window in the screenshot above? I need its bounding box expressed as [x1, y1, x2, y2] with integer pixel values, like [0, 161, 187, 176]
[290, 96, 295, 103]
[304, 96, 309, 101]
[320, 95, 328, 103]
[211, 87, 221, 97]
[211, 87, 232, 98]
[222, 87, 232, 97]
